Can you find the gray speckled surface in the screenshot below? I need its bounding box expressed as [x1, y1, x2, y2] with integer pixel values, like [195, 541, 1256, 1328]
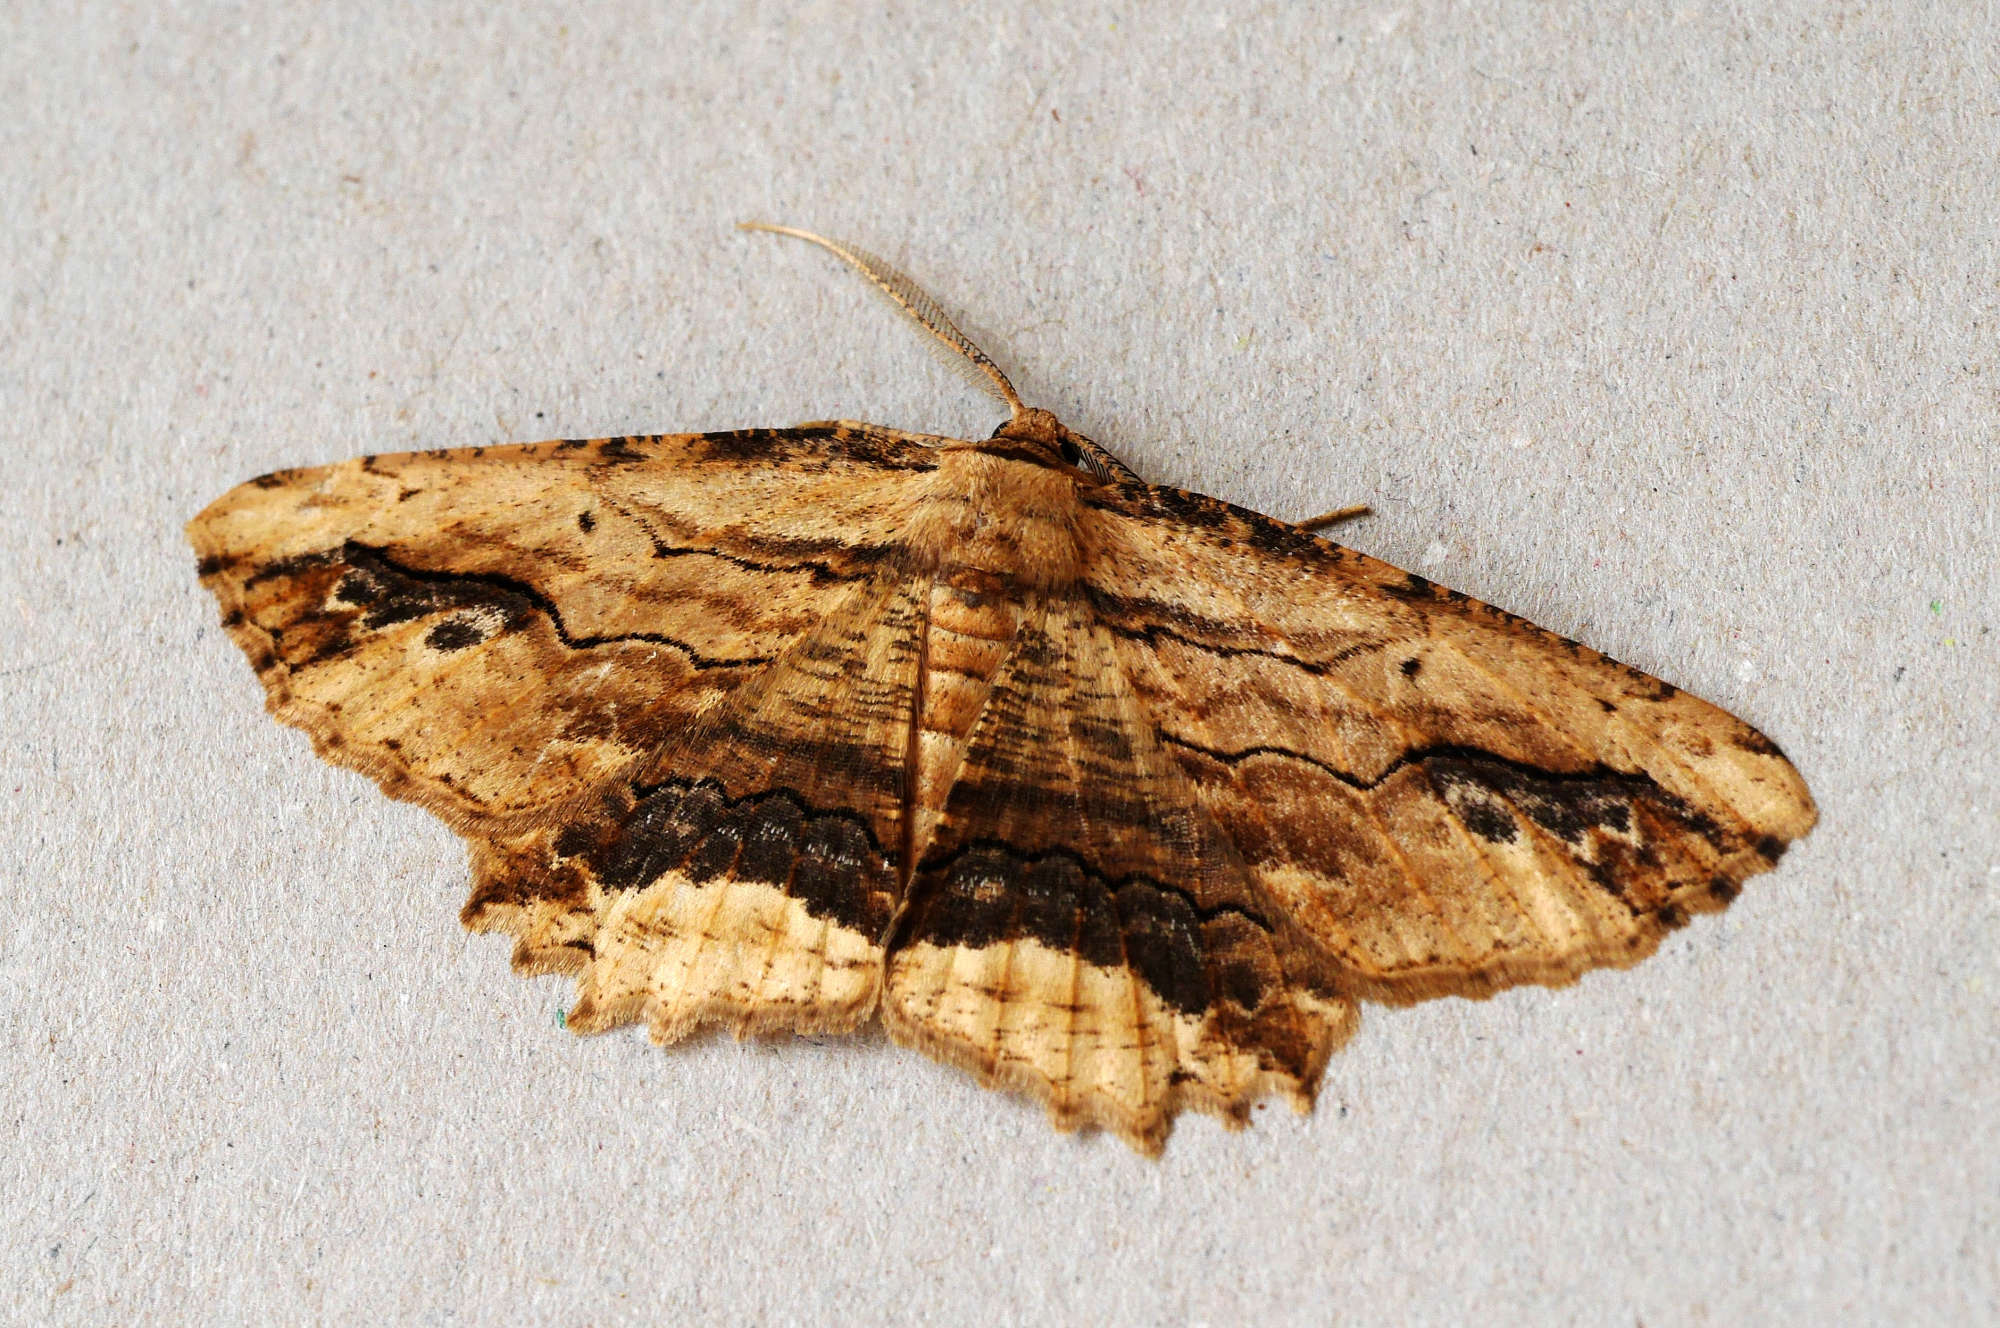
[4, 4, 1993, 1323]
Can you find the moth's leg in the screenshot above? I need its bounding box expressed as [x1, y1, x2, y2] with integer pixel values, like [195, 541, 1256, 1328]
[1074, 434, 1144, 484]
[1294, 503, 1371, 533]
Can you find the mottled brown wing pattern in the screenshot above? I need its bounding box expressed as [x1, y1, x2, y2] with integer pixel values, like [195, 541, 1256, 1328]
[192, 423, 954, 1043]
[1079, 482, 1817, 1004]
[191, 394, 1816, 1155]
[881, 591, 1355, 1152]
[447, 573, 927, 1043]
[189, 424, 939, 833]
[543, 571, 930, 1040]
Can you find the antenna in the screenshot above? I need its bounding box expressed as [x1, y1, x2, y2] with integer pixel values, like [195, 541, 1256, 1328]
[739, 222, 1026, 419]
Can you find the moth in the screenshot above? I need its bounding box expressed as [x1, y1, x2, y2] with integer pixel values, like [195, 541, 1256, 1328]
[189, 225, 1816, 1153]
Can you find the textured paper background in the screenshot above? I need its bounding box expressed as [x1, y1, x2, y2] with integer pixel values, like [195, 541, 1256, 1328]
[4, 4, 1994, 1323]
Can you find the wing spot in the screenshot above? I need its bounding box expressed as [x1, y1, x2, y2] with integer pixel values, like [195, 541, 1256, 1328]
[425, 615, 491, 651]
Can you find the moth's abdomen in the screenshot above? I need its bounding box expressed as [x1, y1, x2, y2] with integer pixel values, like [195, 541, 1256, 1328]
[909, 567, 1024, 855]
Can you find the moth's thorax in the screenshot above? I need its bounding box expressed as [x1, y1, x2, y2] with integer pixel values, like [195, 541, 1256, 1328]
[908, 444, 1087, 591]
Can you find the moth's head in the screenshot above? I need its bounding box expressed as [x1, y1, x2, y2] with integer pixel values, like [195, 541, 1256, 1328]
[990, 408, 1116, 482]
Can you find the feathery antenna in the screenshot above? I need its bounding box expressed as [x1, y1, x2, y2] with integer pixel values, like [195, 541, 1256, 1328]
[739, 222, 1026, 419]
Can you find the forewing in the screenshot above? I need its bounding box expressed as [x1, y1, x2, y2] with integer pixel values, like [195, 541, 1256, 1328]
[188, 424, 937, 833]
[1080, 483, 1817, 1003]
[881, 593, 1357, 1154]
